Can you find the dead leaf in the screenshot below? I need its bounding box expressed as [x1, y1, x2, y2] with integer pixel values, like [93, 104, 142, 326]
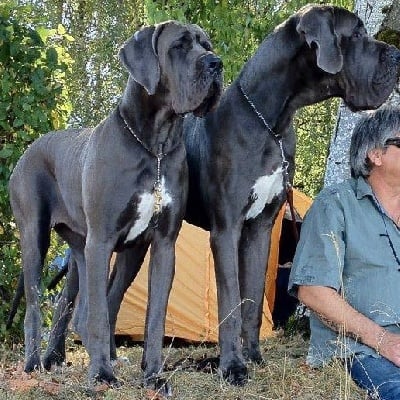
[8, 377, 39, 392]
[93, 383, 109, 393]
[39, 380, 62, 395]
[145, 389, 168, 400]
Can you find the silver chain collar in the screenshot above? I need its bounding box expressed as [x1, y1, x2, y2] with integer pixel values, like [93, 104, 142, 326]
[238, 83, 291, 189]
[119, 106, 165, 214]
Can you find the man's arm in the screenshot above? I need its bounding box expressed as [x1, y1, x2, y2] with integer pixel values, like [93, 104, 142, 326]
[298, 285, 400, 366]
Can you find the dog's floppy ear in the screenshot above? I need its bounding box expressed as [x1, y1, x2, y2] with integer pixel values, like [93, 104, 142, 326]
[119, 24, 165, 95]
[296, 7, 343, 74]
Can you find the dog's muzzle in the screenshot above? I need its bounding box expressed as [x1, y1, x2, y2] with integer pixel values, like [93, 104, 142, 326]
[390, 46, 400, 64]
[192, 53, 223, 117]
[197, 53, 223, 76]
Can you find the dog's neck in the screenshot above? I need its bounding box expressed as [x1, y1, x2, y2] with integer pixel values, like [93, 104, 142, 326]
[238, 15, 333, 136]
[119, 77, 182, 154]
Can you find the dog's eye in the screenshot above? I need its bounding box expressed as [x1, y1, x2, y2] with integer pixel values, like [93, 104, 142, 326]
[173, 38, 192, 52]
[352, 31, 363, 39]
[202, 41, 212, 51]
[173, 42, 185, 50]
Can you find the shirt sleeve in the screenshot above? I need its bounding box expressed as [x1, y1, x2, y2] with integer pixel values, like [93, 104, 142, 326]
[288, 188, 346, 298]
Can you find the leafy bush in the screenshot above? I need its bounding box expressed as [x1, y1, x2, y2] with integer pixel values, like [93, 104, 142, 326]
[0, 4, 72, 343]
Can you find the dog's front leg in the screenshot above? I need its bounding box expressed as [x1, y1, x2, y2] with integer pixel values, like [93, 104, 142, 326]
[210, 228, 248, 386]
[141, 236, 176, 397]
[239, 217, 274, 364]
[85, 237, 117, 385]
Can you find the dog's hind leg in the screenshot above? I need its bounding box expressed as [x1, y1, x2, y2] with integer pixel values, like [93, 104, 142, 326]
[43, 254, 79, 370]
[7, 253, 68, 330]
[9, 155, 62, 372]
[19, 216, 51, 372]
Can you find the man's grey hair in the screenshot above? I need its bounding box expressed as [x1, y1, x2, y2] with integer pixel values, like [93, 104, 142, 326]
[350, 106, 400, 178]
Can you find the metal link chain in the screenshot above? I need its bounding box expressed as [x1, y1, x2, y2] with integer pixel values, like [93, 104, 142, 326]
[238, 83, 291, 189]
[119, 106, 165, 215]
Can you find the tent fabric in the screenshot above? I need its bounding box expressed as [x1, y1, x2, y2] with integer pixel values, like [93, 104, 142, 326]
[115, 188, 312, 342]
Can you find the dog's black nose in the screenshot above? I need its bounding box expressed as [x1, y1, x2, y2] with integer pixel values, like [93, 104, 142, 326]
[396, 49, 400, 64]
[390, 46, 400, 64]
[199, 53, 223, 73]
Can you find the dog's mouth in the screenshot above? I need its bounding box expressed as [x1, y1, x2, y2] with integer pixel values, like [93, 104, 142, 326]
[193, 78, 223, 117]
[344, 91, 384, 112]
[343, 66, 400, 112]
[344, 76, 399, 112]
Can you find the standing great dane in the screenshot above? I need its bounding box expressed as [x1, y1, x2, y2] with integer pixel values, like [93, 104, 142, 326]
[8, 20, 222, 393]
[105, 4, 400, 386]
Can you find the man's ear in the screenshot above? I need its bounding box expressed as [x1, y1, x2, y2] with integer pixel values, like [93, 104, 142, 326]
[367, 148, 383, 166]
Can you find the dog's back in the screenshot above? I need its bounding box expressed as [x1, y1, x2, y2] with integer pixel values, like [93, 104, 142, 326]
[9, 128, 93, 236]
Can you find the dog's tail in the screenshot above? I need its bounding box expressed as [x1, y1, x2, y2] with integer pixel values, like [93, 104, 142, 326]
[6, 272, 24, 329]
[46, 266, 68, 292]
[6, 265, 68, 329]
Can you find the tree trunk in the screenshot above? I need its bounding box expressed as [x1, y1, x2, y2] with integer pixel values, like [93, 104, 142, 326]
[324, 0, 400, 186]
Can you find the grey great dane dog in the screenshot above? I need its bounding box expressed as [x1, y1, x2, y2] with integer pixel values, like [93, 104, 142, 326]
[8, 20, 222, 392]
[104, 4, 400, 386]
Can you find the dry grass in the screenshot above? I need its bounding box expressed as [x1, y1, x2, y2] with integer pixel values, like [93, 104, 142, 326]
[0, 331, 367, 400]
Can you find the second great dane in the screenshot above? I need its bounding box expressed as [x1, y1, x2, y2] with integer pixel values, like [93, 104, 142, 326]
[106, 4, 400, 385]
[9, 20, 222, 393]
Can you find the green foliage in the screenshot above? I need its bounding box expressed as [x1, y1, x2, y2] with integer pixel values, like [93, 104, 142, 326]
[294, 99, 341, 198]
[145, 0, 299, 84]
[376, 28, 400, 49]
[22, 0, 146, 127]
[60, 0, 145, 127]
[0, 2, 72, 342]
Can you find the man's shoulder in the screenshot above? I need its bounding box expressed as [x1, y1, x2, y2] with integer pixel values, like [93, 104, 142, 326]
[314, 178, 356, 204]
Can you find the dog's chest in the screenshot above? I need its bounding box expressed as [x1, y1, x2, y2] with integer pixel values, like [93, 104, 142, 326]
[245, 167, 284, 219]
[124, 177, 172, 243]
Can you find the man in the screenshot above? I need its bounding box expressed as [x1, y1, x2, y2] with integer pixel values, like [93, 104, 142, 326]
[289, 106, 400, 400]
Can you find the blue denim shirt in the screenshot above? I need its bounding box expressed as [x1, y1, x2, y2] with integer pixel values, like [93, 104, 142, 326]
[288, 176, 400, 367]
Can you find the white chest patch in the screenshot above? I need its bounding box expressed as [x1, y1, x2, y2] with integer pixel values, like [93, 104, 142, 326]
[245, 167, 284, 220]
[124, 177, 172, 243]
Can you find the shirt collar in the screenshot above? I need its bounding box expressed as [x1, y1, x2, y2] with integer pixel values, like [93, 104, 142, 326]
[355, 175, 374, 200]
[355, 175, 389, 218]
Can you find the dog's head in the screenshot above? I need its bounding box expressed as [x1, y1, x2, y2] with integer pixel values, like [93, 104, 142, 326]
[296, 5, 400, 111]
[119, 21, 223, 117]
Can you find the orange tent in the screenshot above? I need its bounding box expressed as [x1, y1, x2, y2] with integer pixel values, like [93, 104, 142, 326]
[115, 188, 312, 342]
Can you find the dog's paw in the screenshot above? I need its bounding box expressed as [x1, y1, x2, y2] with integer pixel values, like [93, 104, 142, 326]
[88, 363, 119, 387]
[111, 356, 130, 368]
[219, 361, 248, 386]
[243, 347, 264, 365]
[24, 355, 42, 373]
[43, 350, 66, 370]
[143, 375, 173, 398]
